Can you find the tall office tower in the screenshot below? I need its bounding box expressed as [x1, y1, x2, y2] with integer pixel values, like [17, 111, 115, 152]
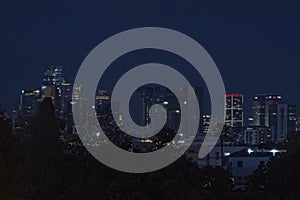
[134, 86, 167, 127]
[252, 94, 295, 143]
[194, 87, 204, 133]
[95, 89, 110, 116]
[41, 65, 66, 107]
[269, 104, 288, 143]
[133, 86, 204, 135]
[243, 126, 272, 145]
[165, 88, 180, 131]
[40, 66, 77, 134]
[296, 117, 300, 132]
[181, 87, 204, 134]
[167, 87, 204, 134]
[18, 89, 41, 117]
[287, 105, 297, 133]
[42, 65, 65, 86]
[251, 94, 283, 127]
[41, 66, 73, 120]
[203, 115, 211, 134]
[58, 83, 73, 120]
[225, 94, 243, 128]
[14, 89, 40, 138]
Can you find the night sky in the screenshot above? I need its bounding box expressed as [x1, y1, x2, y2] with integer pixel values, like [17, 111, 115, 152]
[1, 1, 300, 118]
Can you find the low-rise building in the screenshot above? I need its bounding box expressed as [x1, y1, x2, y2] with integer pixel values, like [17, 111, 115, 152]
[227, 147, 287, 188]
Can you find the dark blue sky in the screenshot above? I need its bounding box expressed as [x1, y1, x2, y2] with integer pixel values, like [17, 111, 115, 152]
[0, 1, 300, 117]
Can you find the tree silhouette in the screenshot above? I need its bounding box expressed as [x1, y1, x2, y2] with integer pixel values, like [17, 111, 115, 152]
[23, 98, 65, 199]
[18, 98, 235, 199]
[250, 134, 300, 199]
[0, 107, 26, 200]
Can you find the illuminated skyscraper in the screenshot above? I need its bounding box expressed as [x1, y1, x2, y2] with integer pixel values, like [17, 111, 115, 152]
[14, 89, 40, 138]
[18, 89, 41, 117]
[40, 66, 76, 133]
[134, 86, 168, 127]
[41, 65, 66, 109]
[225, 94, 243, 128]
[296, 117, 300, 132]
[95, 89, 110, 116]
[41, 66, 74, 119]
[251, 94, 283, 127]
[59, 83, 73, 120]
[251, 94, 296, 143]
[243, 126, 272, 145]
[269, 103, 288, 143]
[203, 115, 211, 134]
[133, 86, 204, 133]
[42, 65, 65, 86]
[288, 105, 297, 133]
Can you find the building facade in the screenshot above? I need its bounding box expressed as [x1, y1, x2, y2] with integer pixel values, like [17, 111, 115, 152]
[225, 94, 243, 128]
[251, 94, 296, 143]
[288, 105, 297, 133]
[242, 126, 272, 145]
[251, 94, 283, 127]
[133, 86, 204, 135]
[14, 89, 40, 138]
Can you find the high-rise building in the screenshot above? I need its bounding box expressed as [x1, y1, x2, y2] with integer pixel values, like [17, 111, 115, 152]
[269, 103, 288, 143]
[251, 94, 283, 127]
[243, 126, 272, 145]
[134, 86, 164, 126]
[133, 86, 204, 134]
[40, 66, 76, 133]
[287, 105, 297, 133]
[225, 94, 243, 128]
[203, 115, 211, 134]
[95, 89, 110, 116]
[42, 65, 65, 86]
[194, 87, 204, 133]
[14, 89, 40, 138]
[58, 83, 73, 121]
[41, 66, 75, 120]
[251, 94, 296, 143]
[296, 117, 300, 132]
[41, 65, 66, 113]
[177, 87, 204, 136]
[18, 89, 41, 117]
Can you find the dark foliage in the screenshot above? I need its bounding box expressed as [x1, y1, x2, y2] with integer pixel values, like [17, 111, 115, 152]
[15, 98, 236, 199]
[0, 107, 26, 199]
[250, 141, 300, 200]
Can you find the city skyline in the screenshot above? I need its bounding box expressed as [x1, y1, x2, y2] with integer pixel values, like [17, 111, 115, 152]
[10, 65, 297, 138]
[4, 65, 297, 124]
[1, 1, 300, 199]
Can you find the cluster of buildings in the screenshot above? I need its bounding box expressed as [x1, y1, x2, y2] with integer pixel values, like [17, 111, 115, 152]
[192, 93, 298, 188]
[13, 66, 75, 137]
[201, 93, 297, 145]
[11, 65, 300, 188]
[14, 66, 298, 145]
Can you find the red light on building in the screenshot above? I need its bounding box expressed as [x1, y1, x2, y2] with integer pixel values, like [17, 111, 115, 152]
[233, 94, 242, 98]
[226, 94, 243, 98]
